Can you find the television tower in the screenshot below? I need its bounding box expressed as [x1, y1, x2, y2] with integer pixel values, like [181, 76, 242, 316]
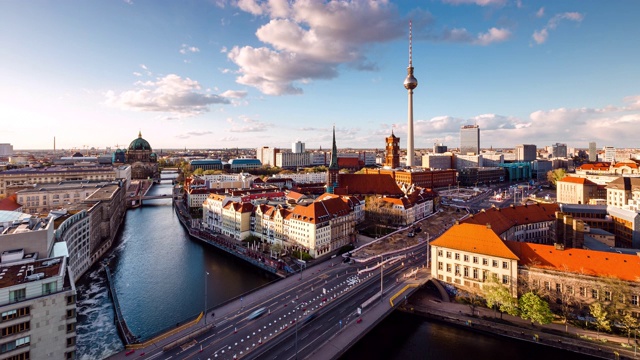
[403, 21, 418, 167]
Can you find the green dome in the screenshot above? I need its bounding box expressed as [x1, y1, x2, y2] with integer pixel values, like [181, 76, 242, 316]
[128, 131, 152, 151]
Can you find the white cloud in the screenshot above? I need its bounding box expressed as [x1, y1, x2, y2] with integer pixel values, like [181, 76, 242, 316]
[228, 0, 407, 95]
[220, 90, 248, 98]
[179, 44, 200, 54]
[474, 27, 511, 45]
[536, 7, 545, 18]
[105, 74, 230, 116]
[228, 116, 273, 132]
[532, 12, 584, 45]
[175, 131, 214, 139]
[441, 0, 507, 6]
[132, 72, 142, 77]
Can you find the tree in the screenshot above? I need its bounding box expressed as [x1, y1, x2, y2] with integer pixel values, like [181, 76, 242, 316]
[484, 276, 518, 319]
[519, 291, 553, 325]
[589, 302, 611, 339]
[546, 168, 567, 188]
[619, 312, 638, 345]
[193, 168, 204, 176]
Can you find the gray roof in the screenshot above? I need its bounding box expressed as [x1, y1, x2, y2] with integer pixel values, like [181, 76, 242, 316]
[559, 203, 608, 215]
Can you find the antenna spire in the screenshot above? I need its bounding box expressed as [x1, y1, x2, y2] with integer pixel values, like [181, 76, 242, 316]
[409, 20, 413, 67]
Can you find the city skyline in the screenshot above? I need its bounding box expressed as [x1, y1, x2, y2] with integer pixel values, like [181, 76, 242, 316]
[1, 1, 639, 151]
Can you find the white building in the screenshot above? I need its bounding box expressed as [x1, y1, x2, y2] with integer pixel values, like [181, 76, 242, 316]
[0, 144, 13, 157]
[54, 210, 91, 281]
[421, 154, 452, 170]
[603, 146, 616, 163]
[455, 154, 483, 170]
[292, 141, 305, 154]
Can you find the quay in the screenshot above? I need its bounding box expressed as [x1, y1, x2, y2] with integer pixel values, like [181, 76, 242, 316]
[174, 201, 286, 277]
[103, 265, 137, 345]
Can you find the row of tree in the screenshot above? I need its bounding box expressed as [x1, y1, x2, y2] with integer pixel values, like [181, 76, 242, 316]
[467, 276, 640, 343]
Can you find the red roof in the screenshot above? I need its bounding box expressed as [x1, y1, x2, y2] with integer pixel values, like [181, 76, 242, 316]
[577, 162, 610, 171]
[291, 194, 352, 224]
[505, 241, 640, 282]
[337, 157, 361, 168]
[335, 174, 403, 196]
[462, 203, 559, 236]
[558, 176, 596, 185]
[0, 194, 21, 211]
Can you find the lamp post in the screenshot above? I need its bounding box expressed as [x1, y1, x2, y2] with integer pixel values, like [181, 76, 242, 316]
[204, 271, 209, 325]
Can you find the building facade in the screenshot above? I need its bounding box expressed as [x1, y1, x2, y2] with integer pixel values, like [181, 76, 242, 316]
[384, 132, 400, 169]
[460, 125, 480, 155]
[515, 144, 537, 162]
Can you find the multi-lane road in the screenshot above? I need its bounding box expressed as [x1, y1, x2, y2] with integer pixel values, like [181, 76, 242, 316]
[151, 243, 428, 360]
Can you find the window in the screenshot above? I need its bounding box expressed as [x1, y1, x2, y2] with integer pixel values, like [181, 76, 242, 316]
[455, 265, 460, 276]
[502, 261, 509, 269]
[482, 258, 488, 266]
[492, 260, 498, 268]
[446, 251, 451, 259]
[592, 289, 598, 299]
[632, 295, 639, 306]
[437, 250, 443, 257]
[66, 323, 75, 334]
[556, 283, 561, 293]
[580, 287, 586, 297]
[473, 256, 478, 264]
[1, 307, 29, 322]
[544, 281, 550, 291]
[502, 275, 509, 284]
[473, 268, 478, 279]
[605, 291, 612, 301]
[1, 322, 29, 337]
[446, 264, 452, 272]
[454, 253, 460, 260]
[0, 336, 30, 353]
[463, 255, 469, 262]
[464, 267, 469, 277]
[438, 262, 443, 271]
[9, 289, 26, 303]
[42, 282, 57, 295]
[566, 285, 574, 295]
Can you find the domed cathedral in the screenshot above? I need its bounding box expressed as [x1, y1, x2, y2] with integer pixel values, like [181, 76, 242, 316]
[124, 131, 159, 180]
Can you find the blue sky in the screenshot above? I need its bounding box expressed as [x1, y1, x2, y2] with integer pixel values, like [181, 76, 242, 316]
[1, 0, 639, 152]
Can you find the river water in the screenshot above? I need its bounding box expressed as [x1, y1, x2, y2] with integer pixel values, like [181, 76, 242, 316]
[75, 178, 276, 359]
[75, 175, 596, 359]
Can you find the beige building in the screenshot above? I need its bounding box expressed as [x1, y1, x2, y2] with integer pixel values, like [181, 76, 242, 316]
[16, 180, 120, 215]
[0, 166, 119, 199]
[556, 176, 601, 204]
[606, 177, 640, 209]
[430, 223, 519, 297]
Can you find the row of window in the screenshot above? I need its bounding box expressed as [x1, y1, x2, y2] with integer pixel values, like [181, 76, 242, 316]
[1, 322, 29, 338]
[438, 250, 509, 269]
[1, 307, 29, 323]
[0, 336, 30, 354]
[538, 280, 640, 305]
[437, 262, 510, 284]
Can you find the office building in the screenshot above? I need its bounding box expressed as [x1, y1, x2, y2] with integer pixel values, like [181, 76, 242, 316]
[603, 146, 616, 163]
[433, 143, 447, 154]
[460, 125, 480, 155]
[292, 141, 305, 154]
[0, 144, 14, 157]
[515, 144, 537, 162]
[552, 143, 568, 158]
[589, 142, 597, 162]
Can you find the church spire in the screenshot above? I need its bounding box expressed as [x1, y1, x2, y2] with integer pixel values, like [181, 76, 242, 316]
[329, 125, 339, 170]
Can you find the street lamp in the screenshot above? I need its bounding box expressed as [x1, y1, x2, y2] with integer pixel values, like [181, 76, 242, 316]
[204, 271, 209, 325]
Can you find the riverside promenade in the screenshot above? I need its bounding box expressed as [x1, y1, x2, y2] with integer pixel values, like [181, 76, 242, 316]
[406, 288, 639, 360]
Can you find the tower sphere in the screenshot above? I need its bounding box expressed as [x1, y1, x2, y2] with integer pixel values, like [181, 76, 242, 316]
[404, 72, 418, 90]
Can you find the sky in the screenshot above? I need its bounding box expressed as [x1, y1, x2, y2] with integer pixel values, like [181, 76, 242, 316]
[1, 0, 639, 152]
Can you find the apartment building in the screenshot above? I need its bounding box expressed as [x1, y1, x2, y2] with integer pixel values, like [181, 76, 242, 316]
[556, 176, 602, 204]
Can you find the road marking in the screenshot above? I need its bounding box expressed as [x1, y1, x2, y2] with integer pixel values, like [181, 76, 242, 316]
[145, 353, 163, 360]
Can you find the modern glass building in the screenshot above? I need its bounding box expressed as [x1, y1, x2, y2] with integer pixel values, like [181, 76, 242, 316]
[460, 125, 480, 155]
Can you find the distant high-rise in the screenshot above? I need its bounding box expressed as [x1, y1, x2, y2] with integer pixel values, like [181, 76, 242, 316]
[589, 142, 597, 162]
[433, 143, 447, 154]
[552, 143, 567, 158]
[460, 125, 480, 155]
[292, 141, 305, 154]
[403, 21, 418, 167]
[515, 144, 537, 162]
[603, 146, 616, 163]
[385, 131, 400, 169]
[0, 143, 13, 157]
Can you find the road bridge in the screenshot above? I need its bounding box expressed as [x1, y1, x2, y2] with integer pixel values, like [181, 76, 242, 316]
[107, 240, 433, 360]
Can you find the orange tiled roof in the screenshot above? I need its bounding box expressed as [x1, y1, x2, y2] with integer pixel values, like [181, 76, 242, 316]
[286, 191, 306, 201]
[430, 223, 519, 260]
[0, 194, 21, 211]
[577, 162, 611, 171]
[504, 241, 640, 282]
[461, 203, 558, 236]
[336, 174, 403, 196]
[558, 176, 596, 185]
[337, 157, 361, 168]
[291, 195, 352, 224]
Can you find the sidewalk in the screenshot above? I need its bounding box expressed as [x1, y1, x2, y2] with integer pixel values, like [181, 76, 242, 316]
[408, 290, 639, 360]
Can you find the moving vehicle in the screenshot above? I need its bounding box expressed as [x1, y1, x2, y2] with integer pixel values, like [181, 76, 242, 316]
[246, 307, 267, 320]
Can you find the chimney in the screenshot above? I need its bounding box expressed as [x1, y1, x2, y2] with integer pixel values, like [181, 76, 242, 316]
[554, 243, 565, 251]
[486, 223, 491, 229]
